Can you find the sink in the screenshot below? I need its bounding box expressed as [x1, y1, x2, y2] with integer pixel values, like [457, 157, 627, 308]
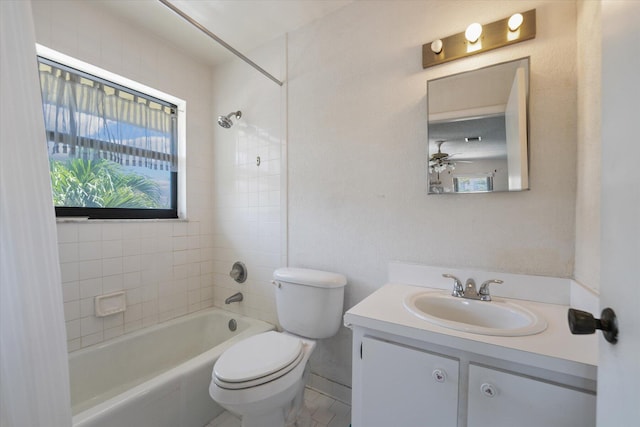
[403, 291, 547, 337]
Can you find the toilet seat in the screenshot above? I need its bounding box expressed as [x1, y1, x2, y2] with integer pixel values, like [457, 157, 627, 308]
[214, 331, 304, 390]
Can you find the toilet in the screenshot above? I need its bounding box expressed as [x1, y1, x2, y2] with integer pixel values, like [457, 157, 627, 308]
[209, 267, 347, 427]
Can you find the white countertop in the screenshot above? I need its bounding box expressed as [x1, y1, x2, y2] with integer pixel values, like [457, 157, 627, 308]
[344, 283, 598, 380]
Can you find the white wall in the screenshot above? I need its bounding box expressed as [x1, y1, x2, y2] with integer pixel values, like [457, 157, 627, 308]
[575, 0, 601, 292]
[31, 0, 215, 350]
[287, 0, 578, 388]
[209, 38, 285, 326]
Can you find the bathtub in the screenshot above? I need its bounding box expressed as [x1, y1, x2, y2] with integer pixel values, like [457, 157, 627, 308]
[70, 309, 273, 427]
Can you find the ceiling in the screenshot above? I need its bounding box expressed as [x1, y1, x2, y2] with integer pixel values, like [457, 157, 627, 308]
[97, 0, 353, 66]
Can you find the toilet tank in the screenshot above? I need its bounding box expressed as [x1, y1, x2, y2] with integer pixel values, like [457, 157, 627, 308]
[273, 268, 347, 339]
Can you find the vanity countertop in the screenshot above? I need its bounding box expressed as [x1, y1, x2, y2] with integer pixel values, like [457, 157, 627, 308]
[344, 283, 598, 380]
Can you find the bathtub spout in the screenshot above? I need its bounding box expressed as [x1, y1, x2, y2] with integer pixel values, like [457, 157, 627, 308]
[225, 292, 243, 304]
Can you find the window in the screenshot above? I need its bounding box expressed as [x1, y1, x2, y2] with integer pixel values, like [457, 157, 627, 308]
[453, 176, 494, 193]
[37, 51, 180, 219]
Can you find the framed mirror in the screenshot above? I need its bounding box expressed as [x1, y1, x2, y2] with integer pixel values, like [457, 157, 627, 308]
[427, 58, 530, 194]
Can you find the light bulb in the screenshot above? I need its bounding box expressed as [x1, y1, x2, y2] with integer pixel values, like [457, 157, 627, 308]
[508, 13, 524, 31]
[465, 23, 483, 43]
[431, 39, 443, 54]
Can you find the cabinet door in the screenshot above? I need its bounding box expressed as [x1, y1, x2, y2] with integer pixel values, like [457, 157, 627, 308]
[467, 364, 596, 427]
[360, 337, 459, 427]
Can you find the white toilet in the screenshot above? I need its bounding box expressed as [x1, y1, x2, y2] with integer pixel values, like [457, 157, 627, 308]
[209, 267, 347, 427]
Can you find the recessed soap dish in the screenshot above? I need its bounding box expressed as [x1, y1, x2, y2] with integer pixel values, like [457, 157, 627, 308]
[95, 291, 126, 317]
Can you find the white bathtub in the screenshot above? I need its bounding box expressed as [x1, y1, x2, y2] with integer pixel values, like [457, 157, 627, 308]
[70, 309, 273, 427]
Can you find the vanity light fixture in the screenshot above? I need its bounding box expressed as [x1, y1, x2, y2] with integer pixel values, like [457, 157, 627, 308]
[422, 9, 536, 68]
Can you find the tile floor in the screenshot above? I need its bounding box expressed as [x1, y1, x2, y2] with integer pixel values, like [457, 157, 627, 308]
[206, 388, 351, 427]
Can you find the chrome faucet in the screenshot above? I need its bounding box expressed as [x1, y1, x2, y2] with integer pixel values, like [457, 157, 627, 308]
[225, 292, 243, 304]
[442, 274, 503, 301]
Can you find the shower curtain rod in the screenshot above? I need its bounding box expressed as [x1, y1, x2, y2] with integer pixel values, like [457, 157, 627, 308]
[158, 0, 284, 87]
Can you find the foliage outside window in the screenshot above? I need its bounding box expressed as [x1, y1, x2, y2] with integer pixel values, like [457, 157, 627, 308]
[38, 56, 178, 219]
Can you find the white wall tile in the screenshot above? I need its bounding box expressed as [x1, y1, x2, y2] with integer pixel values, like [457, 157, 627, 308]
[60, 262, 79, 284]
[102, 257, 123, 277]
[61, 282, 79, 302]
[77, 241, 102, 261]
[102, 274, 124, 293]
[103, 325, 124, 341]
[58, 242, 78, 263]
[63, 301, 80, 322]
[101, 223, 122, 241]
[80, 315, 103, 336]
[79, 278, 101, 299]
[122, 239, 141, 256]
[66, 319, 80, 340]
[56, 223, 78, 243]
[78, 224, 102, 242]
[80, 297, 94, 318]
[81, 331, 103, 348]
[101, 240, 123, 258]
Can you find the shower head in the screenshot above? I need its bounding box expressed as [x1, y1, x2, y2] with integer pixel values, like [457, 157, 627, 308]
[217, 110, 242, 128]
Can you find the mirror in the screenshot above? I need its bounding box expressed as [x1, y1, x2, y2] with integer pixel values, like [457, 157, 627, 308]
[427, 58, 530, 194]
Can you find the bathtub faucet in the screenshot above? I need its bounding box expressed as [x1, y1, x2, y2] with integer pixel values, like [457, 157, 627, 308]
[225, 292, 243, 304]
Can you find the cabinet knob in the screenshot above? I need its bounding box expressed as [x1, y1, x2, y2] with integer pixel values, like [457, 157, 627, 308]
[480, 383, 497, 398]
[432, 369, 447, 383]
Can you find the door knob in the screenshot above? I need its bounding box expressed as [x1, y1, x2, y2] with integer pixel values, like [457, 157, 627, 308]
[568, 308, 618, 344]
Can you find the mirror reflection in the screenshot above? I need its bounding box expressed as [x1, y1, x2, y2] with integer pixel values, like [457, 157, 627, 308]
[427, 58, 530, 194]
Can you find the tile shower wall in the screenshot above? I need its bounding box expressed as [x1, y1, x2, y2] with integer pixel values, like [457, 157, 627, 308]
[31, 0, 215, 350]
[209, 38, 285, 326]
[57, 221, 214, 349]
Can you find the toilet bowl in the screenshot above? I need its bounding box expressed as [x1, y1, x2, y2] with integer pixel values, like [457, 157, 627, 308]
[208, 268, 347, 427]
[209, 331, 316, 427]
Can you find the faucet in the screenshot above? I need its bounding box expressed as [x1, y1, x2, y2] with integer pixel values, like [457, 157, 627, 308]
[442, 274, 503, 301]
[225, 292, 243, 304]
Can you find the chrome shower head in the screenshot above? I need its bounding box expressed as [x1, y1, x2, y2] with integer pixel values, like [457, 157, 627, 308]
[217, 110, 242, 128]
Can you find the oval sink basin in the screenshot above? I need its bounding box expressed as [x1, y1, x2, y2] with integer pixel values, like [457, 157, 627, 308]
[403, 292, 547, 337]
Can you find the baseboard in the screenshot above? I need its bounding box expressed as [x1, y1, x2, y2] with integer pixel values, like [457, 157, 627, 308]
[308, 373, 352, 405]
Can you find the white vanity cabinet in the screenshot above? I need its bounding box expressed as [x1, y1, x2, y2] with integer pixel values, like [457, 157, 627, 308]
[359, 336, 459, 427]
[467, 364, 596, 427]
[350, 328, 596, 427]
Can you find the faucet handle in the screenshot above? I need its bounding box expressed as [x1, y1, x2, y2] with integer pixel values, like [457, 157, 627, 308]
[478, 279, 503, 301]
[442, 274, 464, 297]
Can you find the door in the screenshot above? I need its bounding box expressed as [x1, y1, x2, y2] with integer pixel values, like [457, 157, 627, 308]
[360, 337, 459, 427]
[467, 364, 595, 427]
[598, 1, 640, 425]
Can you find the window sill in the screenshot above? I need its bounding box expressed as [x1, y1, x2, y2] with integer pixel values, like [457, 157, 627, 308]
[55, 217, 189, 224]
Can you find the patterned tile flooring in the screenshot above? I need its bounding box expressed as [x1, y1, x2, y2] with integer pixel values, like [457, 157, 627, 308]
[206, 388, 351, 427]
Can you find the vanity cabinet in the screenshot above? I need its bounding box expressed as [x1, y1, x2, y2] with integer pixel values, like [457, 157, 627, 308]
[351, 331, 596, 427]
[467, 365, 596, 427]
[359, 337, 459, 427]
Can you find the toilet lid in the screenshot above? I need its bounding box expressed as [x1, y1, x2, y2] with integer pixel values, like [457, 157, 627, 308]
[214, 331, 303, 384]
